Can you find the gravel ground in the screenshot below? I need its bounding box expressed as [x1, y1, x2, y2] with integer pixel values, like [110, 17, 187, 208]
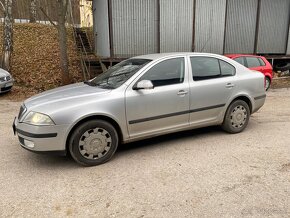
[0, 89, 290, 217]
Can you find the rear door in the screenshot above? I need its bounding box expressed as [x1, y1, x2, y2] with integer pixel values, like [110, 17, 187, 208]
[188, 56, 236, 126]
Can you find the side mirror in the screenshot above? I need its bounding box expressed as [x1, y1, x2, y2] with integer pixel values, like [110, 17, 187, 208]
[133, 80, 154, 90]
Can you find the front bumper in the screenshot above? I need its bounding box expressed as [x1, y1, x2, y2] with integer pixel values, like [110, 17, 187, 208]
[0, 79, 14, 93]
[13, 117, 70, 155]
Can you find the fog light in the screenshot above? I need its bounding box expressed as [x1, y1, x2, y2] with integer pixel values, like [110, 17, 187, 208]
[24, 139, 35, 148]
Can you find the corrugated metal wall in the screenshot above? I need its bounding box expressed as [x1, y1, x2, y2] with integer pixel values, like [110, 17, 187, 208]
[160, 0, 194, 52]
[257, 0, 290, 54]
[111, 0, 158, 57]
[94, 0, 110, 57]
[224, 0, 258, 54]
[194, 0, 227, 54]
[93, 0, 290, 57]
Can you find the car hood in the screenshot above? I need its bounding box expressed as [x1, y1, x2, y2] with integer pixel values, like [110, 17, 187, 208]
[0, 68, 11, 77]
[24, 82, 112, 110]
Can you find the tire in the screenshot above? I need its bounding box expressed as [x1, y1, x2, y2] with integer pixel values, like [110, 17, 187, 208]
[265, 77, 271, 91]
[274, 63, 290, 72]
[222, 100, 250, 134]
[69, 120, 119, 166]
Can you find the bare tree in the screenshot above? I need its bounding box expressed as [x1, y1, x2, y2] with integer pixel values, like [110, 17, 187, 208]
[2, 0, 13, 71]
[41, 0, 71, 85]
[29, 0, 37, 23]
[57, 0, 70, 85]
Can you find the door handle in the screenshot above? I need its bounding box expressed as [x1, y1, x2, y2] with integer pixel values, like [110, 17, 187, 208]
[177, 90, 188, 95]
[226, 83, 235, 88]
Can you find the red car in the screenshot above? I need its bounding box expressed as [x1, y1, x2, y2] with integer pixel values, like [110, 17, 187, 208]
[225, 54, 273, 91]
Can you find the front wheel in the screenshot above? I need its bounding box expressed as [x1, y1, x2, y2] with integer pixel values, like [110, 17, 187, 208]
[222, 100, 250, 134]
[69, 120, 119, 166]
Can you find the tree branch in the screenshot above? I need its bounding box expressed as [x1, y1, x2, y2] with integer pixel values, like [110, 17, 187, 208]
[64, 0, 69, 21]
[39, 6, 58, 28]
[0, 1, 5, 13]
[65, 0, 69, 12]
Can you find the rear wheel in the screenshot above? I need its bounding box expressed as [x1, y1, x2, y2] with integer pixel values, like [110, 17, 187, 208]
[222, 100, 250, 134]
[265, 77, 271, 91]
[69, 120, 119, 166]
[274, 62, 290, 72]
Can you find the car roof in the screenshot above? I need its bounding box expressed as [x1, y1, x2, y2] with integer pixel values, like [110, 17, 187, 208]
[225, 54, 264, 59]
[132, 52, 226, 60]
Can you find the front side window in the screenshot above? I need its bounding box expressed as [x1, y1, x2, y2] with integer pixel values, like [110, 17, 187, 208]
[139, 58, 185, 87]
[90, 59, 152, 89]
[246, 57, 261, 68]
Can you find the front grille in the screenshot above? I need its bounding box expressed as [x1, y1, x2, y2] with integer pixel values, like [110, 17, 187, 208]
[1, 86, 12, 92]
[18, 105, 26, 120]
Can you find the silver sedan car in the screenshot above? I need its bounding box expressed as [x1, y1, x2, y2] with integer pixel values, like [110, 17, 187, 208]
[13, 53, 266, 166]
[0, 68, 14, 93]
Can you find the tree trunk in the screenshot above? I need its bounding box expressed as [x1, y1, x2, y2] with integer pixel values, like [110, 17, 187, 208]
[29, 0, 37, 23]
[57, 0, 70, 85]
[2, 0, 13, 71]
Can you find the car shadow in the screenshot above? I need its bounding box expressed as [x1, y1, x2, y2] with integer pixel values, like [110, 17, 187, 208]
[117, 125, 223, 153]
[26, 152, 78, 169]
[26, 126, 224, 169]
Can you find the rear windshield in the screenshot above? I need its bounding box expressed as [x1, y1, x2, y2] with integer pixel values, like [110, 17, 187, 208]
[89, 59, 152, 89]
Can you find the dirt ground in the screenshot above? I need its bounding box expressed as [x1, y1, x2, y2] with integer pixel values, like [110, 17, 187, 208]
[272, 77, 290, 89]
[0, 89, 289, 217]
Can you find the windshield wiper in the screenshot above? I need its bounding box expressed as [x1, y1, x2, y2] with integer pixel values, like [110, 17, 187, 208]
[84, 80, 114, 89]
[97, 84, 114, 89]
[84, 81, 95, 86]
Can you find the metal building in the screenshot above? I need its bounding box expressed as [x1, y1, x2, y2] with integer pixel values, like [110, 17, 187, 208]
[92, 0, 290, 59]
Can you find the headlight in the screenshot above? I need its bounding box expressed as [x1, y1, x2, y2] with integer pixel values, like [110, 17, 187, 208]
[0, 75, 11, 82]
[23, 112, 55, 126]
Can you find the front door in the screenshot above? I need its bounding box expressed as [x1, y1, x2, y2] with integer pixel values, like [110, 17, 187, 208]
[125, 57, 190, 139]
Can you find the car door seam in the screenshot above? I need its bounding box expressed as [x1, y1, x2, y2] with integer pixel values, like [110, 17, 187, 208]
[128, 104, 226, 125]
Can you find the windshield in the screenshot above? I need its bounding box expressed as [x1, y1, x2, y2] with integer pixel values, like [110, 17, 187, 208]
[88, 58, 152, 89]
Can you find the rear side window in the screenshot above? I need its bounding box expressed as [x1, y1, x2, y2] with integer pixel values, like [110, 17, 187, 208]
[220, 60, 235, 76]
[246, 57, 261, 68]
[190, 57, 235, 80]
[234, 57, 245, 66]
[191, 57, 220, 80]
[258, 58, 266, 66]
[139, 58, 185, 87]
